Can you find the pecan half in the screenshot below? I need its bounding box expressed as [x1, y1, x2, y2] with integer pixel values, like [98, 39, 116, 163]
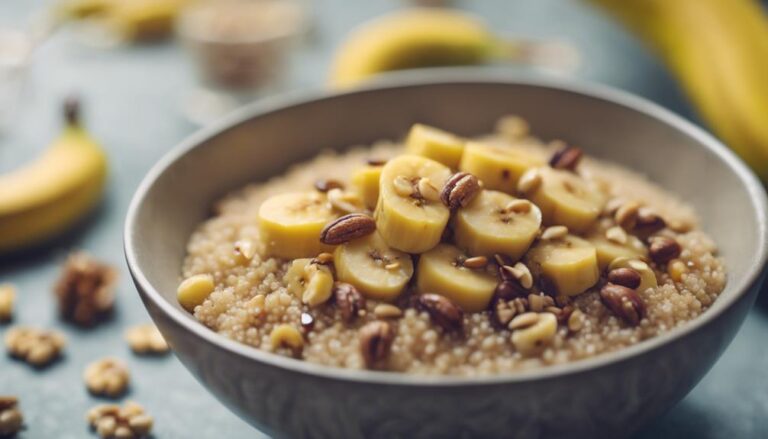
[549, 145, 583, 171]
[635, 209, 666, 235]
[440, 172, 481, 211]
[415, 293, 464, 332]
[359, 321, 394, 369]
[333, 282, 366, 323]
[320, 213, 376, 245]
[494, 279, 527, 301]
[648, 236, 682, 264]
[607, 267, 642, 289]
[600, 283, 646, 326]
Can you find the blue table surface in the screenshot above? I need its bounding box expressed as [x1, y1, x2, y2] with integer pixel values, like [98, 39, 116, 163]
[1, 1, 766, 438]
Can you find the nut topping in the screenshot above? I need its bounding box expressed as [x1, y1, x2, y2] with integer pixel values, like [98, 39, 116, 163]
[615, 201, 641, 230]
[359, 321, 394, 369]
[333, 282, 366, 323]
[600, 283, 646, 326]
[648, 236, 682, 264]
[373, 303, 403, 319]
[517, 168, 542, 194]
[417, 177, 441, 202]
[549, 144, 583, 171]
[462, 256, 488, 269]
[541, 225, 568, 240]
[607, 267, 642, 289]
[635, 208, 666, 234]
[314, 178, 344, 193]
[415, 293, 464, 332]
[320, 213, 376, 245]
[440, 172, 481, 211]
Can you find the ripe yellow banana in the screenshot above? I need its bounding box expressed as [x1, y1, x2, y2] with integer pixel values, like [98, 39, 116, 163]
[56, 0, 189, 41]
[329, 8, 578, 88]
[0, 99, 108, 253]
[590, 0, 768, 183]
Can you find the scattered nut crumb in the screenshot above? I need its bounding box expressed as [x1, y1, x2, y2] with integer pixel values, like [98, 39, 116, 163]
[84, 358, 130, 398]
[0, 284, 15, 323]
[0, 396, 23, 436]
[124, 324, 169, 355]
[54, 252, 118, 327]
[87, 401, 153, 439]
[4, 326, 66, 367]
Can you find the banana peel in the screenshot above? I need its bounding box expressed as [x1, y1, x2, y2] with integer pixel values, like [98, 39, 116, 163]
[0, 99, 108, 253]
[590, 0, 768, 183]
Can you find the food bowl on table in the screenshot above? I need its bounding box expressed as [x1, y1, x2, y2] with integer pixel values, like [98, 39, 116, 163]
[125, 71, 767, 438]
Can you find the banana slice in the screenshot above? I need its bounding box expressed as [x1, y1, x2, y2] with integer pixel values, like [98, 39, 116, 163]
[459, 141, 543, 194]
[374, 155, 451, 253]
[334, 232, 414, 301]
[258, 192, 337, 259]
[405, 124, 465, 169]
[351, 165, 383, 209]
[416, 244, 498, 312]
[453, 190, 541, 260]
[585, 228, 648, 270]
[528, 167, 605, 233]
[526, 234, 599, 296]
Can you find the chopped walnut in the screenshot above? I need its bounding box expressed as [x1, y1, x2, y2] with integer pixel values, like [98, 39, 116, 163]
[0, 396, 23, 436]
[0, 284, 15, 323]
[87, 401, 153, 439]
[54, 252, 118, 327]
[4, 326, 66, 367]
[124, 324, 169, 355]
[84, 358, 130, 398]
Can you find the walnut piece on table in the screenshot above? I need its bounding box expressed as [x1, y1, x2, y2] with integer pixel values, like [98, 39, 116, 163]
[54, 252, 118, 327]
[4, 326, 66, 367]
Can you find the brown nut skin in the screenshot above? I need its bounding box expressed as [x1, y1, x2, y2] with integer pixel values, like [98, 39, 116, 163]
[635, 211, 666, 235]
[600, 283, 646, 326]
[333, 282, 366, 323]
[440, 172, 481, 211]
[319, 213, 376, 245]
[649, 237, 682, 264]
[549, 145, 583, 171]
[314, 179, 344, 193]
[607, 268, 642, 289]
[415, 293, 464, 332]
[494, 279, 527, 301]
[359, 321, 394, 369]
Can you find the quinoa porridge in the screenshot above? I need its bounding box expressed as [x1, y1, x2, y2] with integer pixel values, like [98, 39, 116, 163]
[179, 117, 726, 376]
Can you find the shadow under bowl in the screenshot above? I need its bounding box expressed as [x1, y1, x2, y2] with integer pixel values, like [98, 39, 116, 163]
[125, 71, 768, 439]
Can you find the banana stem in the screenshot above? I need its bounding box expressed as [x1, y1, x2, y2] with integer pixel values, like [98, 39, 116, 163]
[64, 97, 81, 127]
[495, 37, 581, 73]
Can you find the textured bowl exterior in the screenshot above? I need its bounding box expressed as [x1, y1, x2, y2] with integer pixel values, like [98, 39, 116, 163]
[125, 72, 768, 439]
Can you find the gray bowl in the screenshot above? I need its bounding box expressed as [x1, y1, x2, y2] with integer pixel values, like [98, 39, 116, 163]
[124, 72, 768, 439]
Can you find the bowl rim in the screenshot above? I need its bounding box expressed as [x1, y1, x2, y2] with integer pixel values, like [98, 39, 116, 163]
[125, 70, 768, 386]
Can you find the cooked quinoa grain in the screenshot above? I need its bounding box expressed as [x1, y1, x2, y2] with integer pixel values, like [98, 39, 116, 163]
[182, 127, 726, 376]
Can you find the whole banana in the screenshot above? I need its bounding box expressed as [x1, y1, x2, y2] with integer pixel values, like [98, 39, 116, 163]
[0, 99, 108, 253]
[330, 8, 578, 88]
[590, 0, 768, 183]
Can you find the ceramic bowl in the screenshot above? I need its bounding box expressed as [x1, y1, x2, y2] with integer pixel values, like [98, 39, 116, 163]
[125, 72, 768, 438]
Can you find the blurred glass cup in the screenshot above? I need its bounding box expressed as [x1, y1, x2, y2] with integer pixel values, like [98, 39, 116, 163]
[177, 0, 306, 124]
[0, 29, 32, 135]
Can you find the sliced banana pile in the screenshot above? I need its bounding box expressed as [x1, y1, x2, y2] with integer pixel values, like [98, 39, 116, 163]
[188, 119, 688, 364]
